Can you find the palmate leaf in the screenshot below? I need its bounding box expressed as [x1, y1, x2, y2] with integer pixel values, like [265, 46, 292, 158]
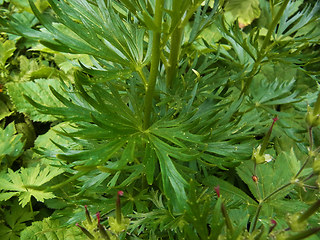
[236, 149, 304, 202]
[146, 118, 208, 209]
[247, 78, 300, 109]
[0, 165, 64, 207]
[21, 77, 148, 198]
[0, 201, 34, 240]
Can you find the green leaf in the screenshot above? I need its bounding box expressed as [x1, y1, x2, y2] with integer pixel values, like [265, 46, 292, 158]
[33, 122, 80, 162]
[6, 79, 67, 122]
[57, 138, 126, 166]
[0, 122, 25, 168]
[248, 78, 300, 107]
[0, 201, 34, 240]
[203, 175, 257, 212]
[11, 0, 49, 13]
[0, 39, 16, 65]
[143, 141, 156, 185]
[151, 134, 189, 211]
[0, 97, 12, 121]
[236, 149, 302, 202]
[0, 165, 64, 207]
[23, 0, 150, 69]
[277, 1, 320, 39]
[225, 0, 261, 26]
[20, 217, 87, 240]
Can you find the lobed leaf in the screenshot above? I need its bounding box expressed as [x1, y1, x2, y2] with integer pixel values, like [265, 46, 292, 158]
[6, 79, 67, 122]
[20, 217, 87, 240]
[0, 165, 64, 207]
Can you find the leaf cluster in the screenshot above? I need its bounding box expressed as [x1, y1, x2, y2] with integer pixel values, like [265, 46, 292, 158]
[0, 0, 319, 239]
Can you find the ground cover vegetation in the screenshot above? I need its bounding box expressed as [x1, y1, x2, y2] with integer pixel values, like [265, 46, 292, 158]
[0, 0, 320, 239]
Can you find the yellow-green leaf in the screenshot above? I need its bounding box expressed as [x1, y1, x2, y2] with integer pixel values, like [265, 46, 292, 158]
[225, 0, 261, 27]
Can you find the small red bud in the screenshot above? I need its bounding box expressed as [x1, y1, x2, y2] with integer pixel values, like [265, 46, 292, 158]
[118, 190, 124, 196]
[252, 175, 258, 183]
[214, 185, 220, 198]
[96, 212, 101, 224]
[95, 212, 111, 240]
[84, 205, 92, 224]
[269, 219, 277, 233]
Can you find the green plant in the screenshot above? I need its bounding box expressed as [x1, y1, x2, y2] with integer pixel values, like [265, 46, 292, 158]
[0, 0, 320, 239]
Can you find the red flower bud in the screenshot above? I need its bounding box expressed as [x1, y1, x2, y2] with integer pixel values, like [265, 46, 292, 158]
[96, 212, 101, 224]
[116, 191, 123, 224]
[252, 175, 258, 183]
[214, 185, 220, 198]
[84, 205, 92, 224]
[269, 219, 277, 233]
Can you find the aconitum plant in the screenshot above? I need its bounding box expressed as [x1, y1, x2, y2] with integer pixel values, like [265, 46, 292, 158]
[0, 0, 320, 239]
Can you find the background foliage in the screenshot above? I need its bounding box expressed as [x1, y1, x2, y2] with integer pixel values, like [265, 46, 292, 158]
[0, 0, 320, 239]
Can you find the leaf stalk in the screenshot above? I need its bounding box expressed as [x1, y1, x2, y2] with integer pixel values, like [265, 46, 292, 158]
[166, 26, 183, 89]
[242, 0, 290, 94]
[259, 0, 290, 55]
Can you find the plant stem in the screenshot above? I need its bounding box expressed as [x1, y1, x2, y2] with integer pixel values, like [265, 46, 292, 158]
[285, 227, 320, 240]
[242, 0, 290, 94]
[240, 61, 260, 96]
[250, 203, 263, 232]
[294, 127, 315, 179]
[137, 67, 148, 87]
[221, 202, 233, 233]
[29, 200, 35, 220]
[251, 181, 292, 232]
[308, 127, 314, 150]
[165, 1, 203, 89]
[143, 0, 163, 129]
[166, 26, 183, 89]
[46, 171, 89, 191]
[263, 182, 292, 202]
[295, 156, 311, 179]
[298, 199, 320, 222]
